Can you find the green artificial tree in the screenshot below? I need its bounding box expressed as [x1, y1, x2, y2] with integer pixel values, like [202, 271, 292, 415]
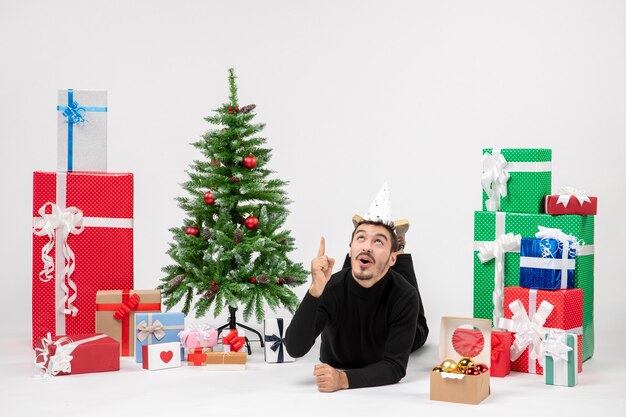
[159, 68, 308, 332]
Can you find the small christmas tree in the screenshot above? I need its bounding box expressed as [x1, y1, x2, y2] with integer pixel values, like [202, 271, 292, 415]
[159, 68, 308, 323]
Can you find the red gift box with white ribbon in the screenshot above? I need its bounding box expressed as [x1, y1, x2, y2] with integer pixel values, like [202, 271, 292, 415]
[500, 286, 583, 375]
[32, 172, 134, 348]
[544, 187, 597, 215]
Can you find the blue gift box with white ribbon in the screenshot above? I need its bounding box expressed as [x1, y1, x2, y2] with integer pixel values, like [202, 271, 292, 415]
[57, 89, 108, 172]
[134, 312, 185, 363]
[519, 237, 576, 290]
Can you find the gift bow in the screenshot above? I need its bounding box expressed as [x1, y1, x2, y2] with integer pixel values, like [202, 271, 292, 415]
[491, 335, 504, 361]
[34, 333, 76, 376]
[556, 187, 591, 208]
[113, 293, 140, 320]
[136, 319, 166, 342]
[535, 226, 581, 258]
[32, 202, 85, 316]
[498, 299, 554, 363]
[60, 99, 87, 125]
[478, 232, 521, 326]
[541, 330, 573, 367]
[481, 150, 510, 211]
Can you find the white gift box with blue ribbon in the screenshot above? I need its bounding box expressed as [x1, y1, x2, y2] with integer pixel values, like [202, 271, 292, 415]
[264, 318, 294, 363]
[519, 227, 579, 290]
[57, 89, 107, 172]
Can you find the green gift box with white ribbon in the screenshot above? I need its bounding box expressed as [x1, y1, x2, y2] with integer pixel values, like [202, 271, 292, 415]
[543, 331, 579, 387]
[473, 210, 595, 361]
[481, 148, 552, 214]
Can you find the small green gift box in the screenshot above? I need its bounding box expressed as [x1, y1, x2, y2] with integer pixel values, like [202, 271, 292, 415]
[481, 148, 552, 213]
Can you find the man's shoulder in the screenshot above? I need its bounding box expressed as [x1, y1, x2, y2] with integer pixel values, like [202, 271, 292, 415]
[388, 270, 418, 301]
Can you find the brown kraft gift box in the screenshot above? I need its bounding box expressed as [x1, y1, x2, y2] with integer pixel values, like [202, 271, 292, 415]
[96, 289, 161, 356]
[430, 317, 491, 405]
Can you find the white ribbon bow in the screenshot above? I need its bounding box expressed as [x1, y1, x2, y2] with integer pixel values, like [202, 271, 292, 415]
[541, 330, 573, 367]
[32, 202, 85, 316]
[136, 320, 166, 342]
[478, 232, 521, 326]
[556, 186, 591, 208]
[536, 226, 581, 257]
[481, 150, 510, 212]
[498, 299, 554, 364]
[34, 333, 77, 377]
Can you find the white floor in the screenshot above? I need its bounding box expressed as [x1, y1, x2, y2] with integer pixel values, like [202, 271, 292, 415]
[1, 331, 624, 417]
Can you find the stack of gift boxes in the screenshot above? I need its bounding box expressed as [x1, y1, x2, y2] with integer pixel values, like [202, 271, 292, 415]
[473, 148, 597, 387]
[32, 89, 294, 377]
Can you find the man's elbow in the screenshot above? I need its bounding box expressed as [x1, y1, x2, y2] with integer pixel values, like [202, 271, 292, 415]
[284, 339, 308, 358]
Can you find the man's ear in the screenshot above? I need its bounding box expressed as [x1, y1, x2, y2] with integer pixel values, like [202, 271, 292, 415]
[388, 252, 397, 267]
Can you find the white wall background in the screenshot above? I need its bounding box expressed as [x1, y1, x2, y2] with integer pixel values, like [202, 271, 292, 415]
[1, 0, 625, 354]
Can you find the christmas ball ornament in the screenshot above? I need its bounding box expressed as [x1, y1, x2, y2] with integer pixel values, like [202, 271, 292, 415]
[240, 104, 256, 113]
[456, 357, 475, 373]
[440, 359, 458, 373]
[244, 215, 259, 230]
[228, 106, 234, 114]
[230, 176, 239, 182]
[475, 363, 489, 373]
[211, 280, 217, 287]
[235, 107, 240, 113]
[276, 278, 284, 286]
[465, 366, 481, 376]
[432, 366, 445, 373]
[257, 274, 269, 284]
[234, 228, 244, 243]
[202, 227, 212, 240]
[204, 191, 215, 205]
[250, 277, 257, 284]
[185, 226, 200, 237]
[242, 154, 257, 169]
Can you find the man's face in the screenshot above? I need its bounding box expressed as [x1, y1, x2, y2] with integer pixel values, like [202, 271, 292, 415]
[349, 223, 397, 284]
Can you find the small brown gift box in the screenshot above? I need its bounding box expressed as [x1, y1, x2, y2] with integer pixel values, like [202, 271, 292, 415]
[430, 317, 491, 405]
[204, 351, 246, 370]
[95, 289, 161, 356]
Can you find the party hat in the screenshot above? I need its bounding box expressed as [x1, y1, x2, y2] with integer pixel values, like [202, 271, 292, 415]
[352, 183, 409, 236]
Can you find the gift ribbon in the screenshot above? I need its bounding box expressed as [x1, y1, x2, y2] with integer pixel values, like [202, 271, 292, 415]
[33, 172, 134, 336]
[535, 226, 581, 289]
[34, 333, 107, 377]
[136, 315, 184, 344]
[56, 89, 107, 172]
[481, 149, 510, 212]
[477, 232, 521, 326]
[543, 330, 576, 386]
[178, 324, 217, 348]
[556, 186, 591, 208]
[491, 334, 504, 362]
[223, 330, 245, 352]
[187, 348, 210, 366]
[498, 293, 554, 374]
[32, 202, 84, 319]
[96, 290, 161, 355]
[265, 318, 286, 363]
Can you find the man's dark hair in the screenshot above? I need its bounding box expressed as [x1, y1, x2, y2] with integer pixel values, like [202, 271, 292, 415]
[350, 220, 399, 253]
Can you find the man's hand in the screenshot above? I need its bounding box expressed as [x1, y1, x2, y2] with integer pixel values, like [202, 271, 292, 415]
[309, 237, 335, 298]
[313, 363, 349, 392]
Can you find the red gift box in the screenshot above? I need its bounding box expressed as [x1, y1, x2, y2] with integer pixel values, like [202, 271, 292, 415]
[490, 331, 512, 377]
[503, 287, 583, 375]
[35, 333, 120, 376]
[32, 172, 133, 348]
[544, 191, 597, 215]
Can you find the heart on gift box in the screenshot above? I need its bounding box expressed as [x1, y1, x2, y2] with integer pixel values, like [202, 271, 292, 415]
[160, 350, 173, 363]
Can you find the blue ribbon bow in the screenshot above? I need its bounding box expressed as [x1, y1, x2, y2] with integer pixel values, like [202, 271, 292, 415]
[265, 318, 286, 363]
[56, 89, 107, 171]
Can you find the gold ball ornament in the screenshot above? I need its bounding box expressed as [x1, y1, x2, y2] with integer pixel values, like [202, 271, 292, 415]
[456, 357, 476, 373]
[432, 366, 445, 373]
[440, 359, 458, 373]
